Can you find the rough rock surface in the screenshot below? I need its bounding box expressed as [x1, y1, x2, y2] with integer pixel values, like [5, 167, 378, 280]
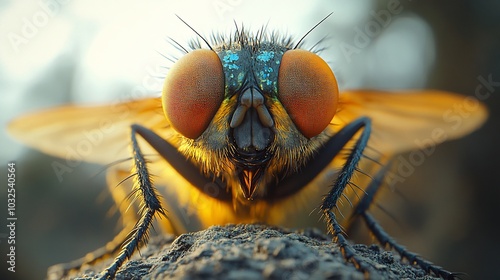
[63, 224, 439, 280]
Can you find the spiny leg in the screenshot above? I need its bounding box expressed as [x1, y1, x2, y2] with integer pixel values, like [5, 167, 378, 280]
[320, 117, 372, 273]
[353, 161, 458, 279]
[362, 212, 458, 279]
[98, 124, 166, 280]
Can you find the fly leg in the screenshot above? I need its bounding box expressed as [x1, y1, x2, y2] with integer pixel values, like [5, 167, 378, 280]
[98, 124, 166, 280]
[96, 124, 228, 279]
[351, 161, 458, 279]
[320, 117, 372, 274]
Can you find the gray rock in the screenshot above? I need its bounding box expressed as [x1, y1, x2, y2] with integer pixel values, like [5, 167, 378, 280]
[63, 224, 438, 280]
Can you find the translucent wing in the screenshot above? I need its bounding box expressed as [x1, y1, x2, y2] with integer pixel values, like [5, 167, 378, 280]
[331, 90, 488, 155]
[7, 97, 173, 165]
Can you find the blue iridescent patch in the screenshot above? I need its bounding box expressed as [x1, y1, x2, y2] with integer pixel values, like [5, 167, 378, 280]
[222, 52, 240, 70]
[256, 51, 275, 62]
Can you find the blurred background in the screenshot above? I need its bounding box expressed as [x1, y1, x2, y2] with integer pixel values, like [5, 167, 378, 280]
[1, 0, 499, 279]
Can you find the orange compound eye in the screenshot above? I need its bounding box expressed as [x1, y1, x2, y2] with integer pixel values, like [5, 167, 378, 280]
[278, 49, 339, 138]
[162, 49, 224, 139]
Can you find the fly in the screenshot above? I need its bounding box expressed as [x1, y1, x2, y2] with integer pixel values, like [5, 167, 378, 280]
[8, 15, 488, 280]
